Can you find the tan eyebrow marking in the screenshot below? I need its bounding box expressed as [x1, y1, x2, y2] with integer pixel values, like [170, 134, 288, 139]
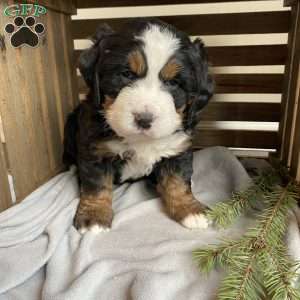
[103, 95, 114, 111]
[160, 58, 182, 81]
[128, 50, 146, 76]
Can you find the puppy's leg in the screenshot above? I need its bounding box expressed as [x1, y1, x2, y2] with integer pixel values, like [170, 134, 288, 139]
[154, 151, 209, 229]
[74, 159, 113, 234]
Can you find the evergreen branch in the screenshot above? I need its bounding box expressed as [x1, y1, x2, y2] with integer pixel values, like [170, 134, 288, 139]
[218, 251, 265, 300]
[206, 192, 252, 228]
[253, 189, 288, 246]
[207, 170, 282, 228]
[259, 246, 300, 300]
[193, 239, 246, 273]
[247, 184, 298, 247]
[193, 171, 300, 300]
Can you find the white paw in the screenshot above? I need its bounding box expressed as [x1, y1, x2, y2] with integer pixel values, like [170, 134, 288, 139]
[79, 224, 110, 235]
[181, 213, 209, 229]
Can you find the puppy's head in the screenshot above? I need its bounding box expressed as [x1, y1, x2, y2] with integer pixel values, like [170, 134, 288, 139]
[79, 19, 213, 140]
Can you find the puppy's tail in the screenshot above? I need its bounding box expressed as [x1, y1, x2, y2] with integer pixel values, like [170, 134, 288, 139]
[63, 107, 80, 168]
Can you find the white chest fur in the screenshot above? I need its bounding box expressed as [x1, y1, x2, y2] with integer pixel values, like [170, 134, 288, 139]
[106, 132, 191, 182]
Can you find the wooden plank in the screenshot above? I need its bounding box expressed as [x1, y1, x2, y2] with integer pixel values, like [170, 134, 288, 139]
[278, 1, 300, 167]
[290, 73, 300, 181]
[201, 102, 281, 122]
[193, 130, 277, 149]
[284, 0, 297, 7]
[214, 74, 284, 93]
[0, 141, 11, 212]
[34, 13, 65, 174]
[0, 1, 77, 201]
[77, 0, 277, 8]
[46, 11, 67, 141]
[74, 45, 287, 67]
[63, 15, 80, 108]
[207, 45, 287, 67]
[25, 0, 76, 15]
[52, 13, 74, 123]
[78, 74, 284, 94]
[0, 0, 42, 200]
[71, 11, 290, 39]
[21, 47, 52, 184]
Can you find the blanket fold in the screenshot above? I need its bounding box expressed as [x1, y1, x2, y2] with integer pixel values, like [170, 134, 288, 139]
[0, 147, 299, 300]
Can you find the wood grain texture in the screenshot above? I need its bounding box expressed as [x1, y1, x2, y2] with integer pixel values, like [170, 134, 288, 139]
[290, 78, 300, 181]
[0, 141, 11, 212]
[75, 45, 287, 67]
[193, 130, 277, 149]
[278, 1, 300, 169]
[0, 2, 77, 201]
[214, 74, 284, 93]
[26, 0, 76, 15]
[78, 74, 284, 94]
[77, 0, 279, 8]
[207, 45, 287, 67]
[201, 102, 281, 122]
[71, 11, 290, 39]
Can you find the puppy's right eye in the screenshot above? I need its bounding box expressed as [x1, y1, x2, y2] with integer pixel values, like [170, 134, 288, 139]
[121, 70, 137, 80]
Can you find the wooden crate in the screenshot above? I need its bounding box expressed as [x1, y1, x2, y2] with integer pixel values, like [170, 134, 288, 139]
[0, 0, 299, 212]
[0, 0, 78, 210]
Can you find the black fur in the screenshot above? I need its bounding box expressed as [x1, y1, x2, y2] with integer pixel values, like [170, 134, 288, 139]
[63, 19, 214, 229]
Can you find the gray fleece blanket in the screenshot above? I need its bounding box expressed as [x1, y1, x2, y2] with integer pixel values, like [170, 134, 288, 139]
[1, 147, 300, 300]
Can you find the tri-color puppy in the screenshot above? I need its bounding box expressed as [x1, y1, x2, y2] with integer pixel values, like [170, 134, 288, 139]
[63, 19, 214, 234]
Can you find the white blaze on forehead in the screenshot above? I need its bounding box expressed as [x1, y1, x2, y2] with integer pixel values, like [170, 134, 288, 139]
[137, 24, 180, 78]
[105, 23, 183, 140]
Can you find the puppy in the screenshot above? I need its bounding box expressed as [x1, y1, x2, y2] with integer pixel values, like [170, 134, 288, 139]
[63, 19, 213, 234]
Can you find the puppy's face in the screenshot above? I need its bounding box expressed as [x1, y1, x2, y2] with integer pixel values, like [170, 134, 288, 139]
[79, 20, 213, 140]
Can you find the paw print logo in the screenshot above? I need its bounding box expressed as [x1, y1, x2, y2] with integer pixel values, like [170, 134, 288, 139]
[4, 16, 45, 48]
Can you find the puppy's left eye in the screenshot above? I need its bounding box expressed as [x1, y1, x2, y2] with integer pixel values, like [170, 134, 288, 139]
[121, 70, 137, 80]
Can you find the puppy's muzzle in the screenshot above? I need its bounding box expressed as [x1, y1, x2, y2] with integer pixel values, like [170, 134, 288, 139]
[133, 112, 154, 130]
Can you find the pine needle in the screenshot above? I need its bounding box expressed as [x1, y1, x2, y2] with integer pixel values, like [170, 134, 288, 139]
[207, 170, 282, 228]
[193, 169, 300, 300]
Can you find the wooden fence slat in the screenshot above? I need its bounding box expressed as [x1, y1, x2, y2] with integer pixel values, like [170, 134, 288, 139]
[74, 45, 287, 67]
[214, 74, 284, 93]
[78, 74, 284, 94]
[201, 102, 281, 122]
[27, 0, 76, 15]
[288, 1, 300, 181]
[21, 47, 52, 183]
[71, 11, 290, 39]
[207, 45, 287, 66]
[193, 130, 277, 149]
[0, 141, 11, 212]
[77, 0, 280, 8]
[278, 1, 300, 169]
[0, 1, 77, 201]
[291, 85, 300, 181]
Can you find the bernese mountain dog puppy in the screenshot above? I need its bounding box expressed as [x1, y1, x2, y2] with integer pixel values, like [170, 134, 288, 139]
[63, 19, 214, 234]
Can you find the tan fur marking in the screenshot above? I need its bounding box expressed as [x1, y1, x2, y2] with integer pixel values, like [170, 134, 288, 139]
[157, 175, 206, 222]
[75, 175, 113, 228]
[93, 138, 122, 158]
[161, 59, 182, 81]
[103, 95, 114, 111]
[128, 50, 146, 76]
[176, 104, 186, 119]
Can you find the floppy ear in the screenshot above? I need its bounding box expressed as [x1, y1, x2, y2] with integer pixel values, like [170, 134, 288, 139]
[78, 24, 114, 105]
[185, 38, 214, 130]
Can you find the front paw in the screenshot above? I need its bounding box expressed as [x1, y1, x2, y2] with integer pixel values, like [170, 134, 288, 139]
[177, 201, 210, 229]
[74, 205, 113, 234]
[181, 213, 209, 229]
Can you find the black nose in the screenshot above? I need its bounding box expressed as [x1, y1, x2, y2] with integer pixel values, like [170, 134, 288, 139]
[134, 112, 154, 129]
